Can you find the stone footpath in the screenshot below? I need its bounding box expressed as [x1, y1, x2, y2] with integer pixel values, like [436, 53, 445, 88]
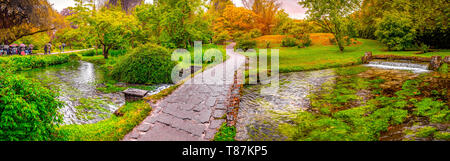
[123, 43, 245, 141]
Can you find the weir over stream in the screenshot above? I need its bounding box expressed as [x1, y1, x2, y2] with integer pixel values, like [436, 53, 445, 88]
[362, 52, 450, 71]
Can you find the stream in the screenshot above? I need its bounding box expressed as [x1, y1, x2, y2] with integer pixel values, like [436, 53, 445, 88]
[19, 61, 169, 125]
[236, 60, 432, 141]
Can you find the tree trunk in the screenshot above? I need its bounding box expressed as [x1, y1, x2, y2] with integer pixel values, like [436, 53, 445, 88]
[335, 36, 344, 52]
[103, 45, 109, 59]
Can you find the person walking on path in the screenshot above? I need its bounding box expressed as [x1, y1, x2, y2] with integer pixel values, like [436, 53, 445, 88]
[61, 43, 66, 52]
[47, 42, 52, 54]
[30, 44, 34, 55]
[44, 44, 48, 55]
[11, 46, 17, 55]
[4, 45, 9, 55]
[26, 45, 31, 55]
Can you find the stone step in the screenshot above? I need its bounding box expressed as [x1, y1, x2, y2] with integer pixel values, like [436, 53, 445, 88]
[123, 88, 149, 101]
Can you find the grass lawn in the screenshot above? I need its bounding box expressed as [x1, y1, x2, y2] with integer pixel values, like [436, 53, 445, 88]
[246, 38, 450, 73]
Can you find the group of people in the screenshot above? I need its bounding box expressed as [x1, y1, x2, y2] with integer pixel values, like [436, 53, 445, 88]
[0, 42, 66, 56]
[43, 42, 66, 55]
[0, 44, 34, 56]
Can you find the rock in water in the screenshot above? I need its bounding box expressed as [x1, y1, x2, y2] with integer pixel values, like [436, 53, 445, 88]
[362, 52, 372, 64]
[443, 56, 450, 64]
[123, 88, 149, 101]
[429, 56, 442, 70]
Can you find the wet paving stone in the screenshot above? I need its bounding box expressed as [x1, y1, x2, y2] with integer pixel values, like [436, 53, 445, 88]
[213, 110, 227, 119]
[138, 124, 151, 132]
[209, 119, 225, 129]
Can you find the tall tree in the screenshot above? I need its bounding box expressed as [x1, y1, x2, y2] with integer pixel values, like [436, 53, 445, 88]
[136, 0, 210, 48]
[209, 0, 232, 16]
[354, 0, 449, 49]
[69, 0, 139, 59]
[0, 0, 64, 44]
[299, 0, 360, 52]
[242, 0, 281, 35]
[213, 4, 257, 40]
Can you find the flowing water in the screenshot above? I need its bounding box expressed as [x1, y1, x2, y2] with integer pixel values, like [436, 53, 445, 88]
[236, 69, 337, 141]
[236, 60, 432, 141]
[365, 60, 431, 73]
[19, 61, 169, 125]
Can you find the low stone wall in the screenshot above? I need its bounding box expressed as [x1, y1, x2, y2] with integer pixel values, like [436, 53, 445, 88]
[226, 68, 244, 127]
[371, 55, 432, 62]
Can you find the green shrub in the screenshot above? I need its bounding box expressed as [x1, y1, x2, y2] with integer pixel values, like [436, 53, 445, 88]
[248, 29, 263, 39]
[111, 43, 177, 84]
[1, 54, 70, 72]
[81, 55, 107, 65]
[0, 73, 63, 141]
[281, 37, 298, 47]
[303, 37, 312, 47]
[69, 53, 81, 62]
[232, 31, 246, 40]
[81, 50, 97, 56]
[375, 12, 415, 51]
[81, 49, 126, 57]
[213, 31, 231, 45]
[109, 49, 127, 57]
[417, 43, 430, 53]
[298, 34, 312, 48]
[329, 38, 337, 45]
[235, 39, 257, 52]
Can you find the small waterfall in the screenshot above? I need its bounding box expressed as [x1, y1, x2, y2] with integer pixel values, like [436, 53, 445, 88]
[365, 60, 431, 73]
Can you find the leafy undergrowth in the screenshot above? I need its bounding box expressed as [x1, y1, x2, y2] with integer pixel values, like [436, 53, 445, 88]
[79, 49, 126, 57]
[0, 53, 80, 72]
[96, 83, 127, 93]
[0, 72, 63, 141]
[58, 100, 151, 141]
[279, 66, 449, 141]
[214, 123, 236, 141]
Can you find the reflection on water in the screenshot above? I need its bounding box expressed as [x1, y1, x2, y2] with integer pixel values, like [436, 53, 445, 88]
[20, 61, 125, 125]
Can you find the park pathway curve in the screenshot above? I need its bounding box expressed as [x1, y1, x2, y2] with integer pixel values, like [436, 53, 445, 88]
[36, 48, 93, 55]
[123, 43, 245, 141]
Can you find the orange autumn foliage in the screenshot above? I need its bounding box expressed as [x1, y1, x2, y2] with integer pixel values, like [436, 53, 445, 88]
[213, 5, 258, 39]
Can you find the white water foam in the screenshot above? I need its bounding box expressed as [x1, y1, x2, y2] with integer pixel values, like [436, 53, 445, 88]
[365, 60, 431, 73]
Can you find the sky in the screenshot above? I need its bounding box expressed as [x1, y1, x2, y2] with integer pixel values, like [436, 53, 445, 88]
[48, 0, 307, 19]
